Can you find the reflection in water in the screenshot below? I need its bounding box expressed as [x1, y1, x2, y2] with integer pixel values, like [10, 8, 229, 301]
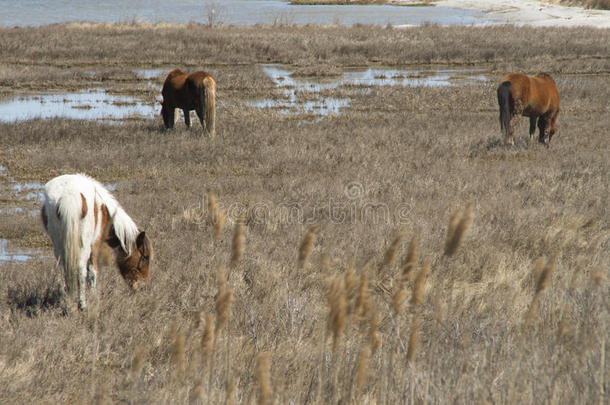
[0, 90, 155, 122]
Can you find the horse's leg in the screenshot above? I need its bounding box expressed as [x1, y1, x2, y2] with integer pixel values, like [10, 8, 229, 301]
[172, 108, 179, 128]
[183, 109, 191, 128]
[87, 239, 101, 292]
[196, 108, 205, 132]
[508, 100, 523, 145]
[538, 116, 549, 145]
[77, 247, 91, 310]
[529, 116, 537, 142]
[195, 107, 207, 132]
[548, 110, 559, 144]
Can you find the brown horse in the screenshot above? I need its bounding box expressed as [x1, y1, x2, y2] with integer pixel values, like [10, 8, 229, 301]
[42, 174, 153, 310]
[161, 69, 216, 136]
[497, 73, 560, 146]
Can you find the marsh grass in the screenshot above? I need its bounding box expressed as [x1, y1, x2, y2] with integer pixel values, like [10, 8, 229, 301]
[0, 24, 608, 404]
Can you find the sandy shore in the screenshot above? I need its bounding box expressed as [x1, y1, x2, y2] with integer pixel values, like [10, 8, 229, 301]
[398, 0, 610, 27]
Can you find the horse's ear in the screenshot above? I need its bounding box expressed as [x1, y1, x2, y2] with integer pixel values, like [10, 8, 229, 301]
[106, 225, 121, 248]
[136, 231, 151, 256]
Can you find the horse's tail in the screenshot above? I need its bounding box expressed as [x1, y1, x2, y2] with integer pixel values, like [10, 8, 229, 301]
[497, 81, 512, 138]
[56, 195, 83, 298]
[202, 76, 216, 137]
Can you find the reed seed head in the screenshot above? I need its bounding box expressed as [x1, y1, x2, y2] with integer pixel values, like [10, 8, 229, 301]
[201, 313, 215, 362]
[379, 232, 406, 273]
[327, 275, 347, 352]
[401, 233, 418, 281]
[369, 307, 381, 353]
[445, 203, 474, 256]
[171, 329, 185, 375]
[411, 260, 430, 306]
[298, 225, 319, 270]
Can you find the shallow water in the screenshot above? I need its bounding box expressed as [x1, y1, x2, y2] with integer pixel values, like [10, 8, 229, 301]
[0, 90, 155, 122]
[253, 65, 488, 115]
[0, 239, 47, 262]
[0, 0, 491, 27]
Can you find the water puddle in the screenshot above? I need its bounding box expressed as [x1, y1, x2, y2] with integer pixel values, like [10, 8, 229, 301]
[134, 69, 166, 80]
[0, 89, 155, 122]
[252, 65, 488, 115]
[0, 239, 49, 262]
[12, 182, 44, 201]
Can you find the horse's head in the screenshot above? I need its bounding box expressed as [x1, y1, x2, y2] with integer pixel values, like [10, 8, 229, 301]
[116, 231, 153, 289]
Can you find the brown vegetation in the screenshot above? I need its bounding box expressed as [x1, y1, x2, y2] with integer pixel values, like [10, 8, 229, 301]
[0, 24, 608, 404]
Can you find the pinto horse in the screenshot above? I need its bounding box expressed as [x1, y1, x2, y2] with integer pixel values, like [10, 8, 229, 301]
[161, 69, 217, 136]
[41, 174, 153, 310]
[497, 73, 560, 145]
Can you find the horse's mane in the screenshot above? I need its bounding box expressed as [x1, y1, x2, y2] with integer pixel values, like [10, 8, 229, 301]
[166, 68, 186, 80]
[82, 174, 139, 255]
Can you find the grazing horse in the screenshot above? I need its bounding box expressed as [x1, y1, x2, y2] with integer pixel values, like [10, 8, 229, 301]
[160, 68, 217, 136]
[41, 174, 153, 310]
[497, 73, 560, 145]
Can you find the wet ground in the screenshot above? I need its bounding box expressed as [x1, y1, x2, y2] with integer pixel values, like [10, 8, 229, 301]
[0, 65, 491, 122]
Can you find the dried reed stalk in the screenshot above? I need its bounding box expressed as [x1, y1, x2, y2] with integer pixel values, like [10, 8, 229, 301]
[208, 193, 225, 240]
[225, 374, 236, 405]
[526, 256, 555, 323]
[215, 268, 234, 334]
[355, 271, 371, 319]
[255, 352, 272, 405]
[327, 275, 347, 352]
[345, 258, 357, 315]
[298, 225, 319, 270]
[444, 203, 473, 256]
[355, 346, 371, 396]
[171, 329, 186, 375]
[130, 347, 146, 379]
[231, 217, 245, 267]
[201, 313, 215, 362]
[406, 317, 421, 364]
[391, 284, 408, 314]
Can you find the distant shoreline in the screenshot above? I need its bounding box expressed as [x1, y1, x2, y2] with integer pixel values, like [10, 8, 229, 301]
[291, 0, 610, 27]
[411, 0, 610, 27]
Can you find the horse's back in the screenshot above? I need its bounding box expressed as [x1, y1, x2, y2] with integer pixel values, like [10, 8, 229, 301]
[532, 73, 560, 109]
[499, 73, 559, 115]
[44, 174, 97, 206]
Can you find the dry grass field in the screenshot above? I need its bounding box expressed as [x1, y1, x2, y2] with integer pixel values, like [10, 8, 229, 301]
[0, 24, 608, 404]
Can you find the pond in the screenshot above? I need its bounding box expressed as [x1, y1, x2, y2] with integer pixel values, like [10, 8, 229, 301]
[0, 90, 156, 123]
[0, 0, 491, 27]
[252, 64, 488, 115]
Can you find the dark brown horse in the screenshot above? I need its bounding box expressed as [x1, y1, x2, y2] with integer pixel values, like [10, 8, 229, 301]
[161, 69, 217, 136]
[497, 73, 560, 145]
